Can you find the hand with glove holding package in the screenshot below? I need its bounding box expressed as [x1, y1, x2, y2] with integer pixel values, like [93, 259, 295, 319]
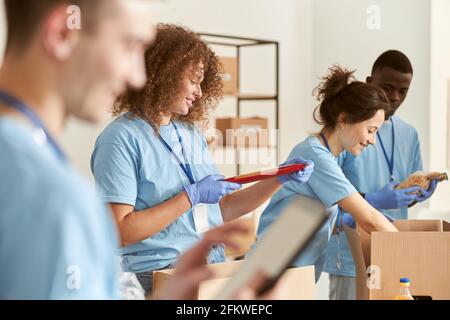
[395, 171, 447, 203]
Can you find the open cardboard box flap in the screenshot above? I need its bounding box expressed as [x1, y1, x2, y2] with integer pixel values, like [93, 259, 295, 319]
[152, 260, 316, 300]
[344, 219, 450, 300]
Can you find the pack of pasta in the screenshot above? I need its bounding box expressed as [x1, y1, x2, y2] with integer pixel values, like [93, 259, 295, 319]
[395, 171, 448, 193]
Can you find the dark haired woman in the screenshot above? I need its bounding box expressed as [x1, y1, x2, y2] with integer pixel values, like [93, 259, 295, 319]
[90, 24, 313, 295]
[256, 65, 398, 282]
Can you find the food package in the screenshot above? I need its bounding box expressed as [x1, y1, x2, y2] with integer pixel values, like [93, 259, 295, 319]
[395, 171, 448, 193]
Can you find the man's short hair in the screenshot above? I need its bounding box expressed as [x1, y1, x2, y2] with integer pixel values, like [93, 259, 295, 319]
[371, 50, 413, 75]
[4, 0, 104, 53]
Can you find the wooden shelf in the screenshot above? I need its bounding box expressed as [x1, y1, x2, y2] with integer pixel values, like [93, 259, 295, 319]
[199, 32, 279, 176]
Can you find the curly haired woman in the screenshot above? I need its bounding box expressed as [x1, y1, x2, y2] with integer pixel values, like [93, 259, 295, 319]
[90, 24, 314, 295]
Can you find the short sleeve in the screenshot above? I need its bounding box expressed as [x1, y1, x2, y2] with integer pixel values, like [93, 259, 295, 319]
[286, 151, 357, 208]
[91, 142, 139, 206]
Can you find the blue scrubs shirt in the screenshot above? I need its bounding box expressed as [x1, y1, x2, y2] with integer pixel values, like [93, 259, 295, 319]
[324, 115, 423, 277]
[0, 118, 120, 299]
[91, 113, 225, 274]
[256, 136, 357, 281]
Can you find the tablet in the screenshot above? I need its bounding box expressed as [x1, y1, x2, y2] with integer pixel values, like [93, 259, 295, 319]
[224, 164, 306, 184]
[214, 195, 330, 300]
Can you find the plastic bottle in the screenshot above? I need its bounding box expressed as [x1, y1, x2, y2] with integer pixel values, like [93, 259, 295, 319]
[394, 278, 414, 300]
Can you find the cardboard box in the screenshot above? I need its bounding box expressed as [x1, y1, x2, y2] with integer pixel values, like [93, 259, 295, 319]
[220, 57, 238, 95]
[153, 260, 315, 300]
[345, 220, 450, 300]
[215, 117, 269, 148]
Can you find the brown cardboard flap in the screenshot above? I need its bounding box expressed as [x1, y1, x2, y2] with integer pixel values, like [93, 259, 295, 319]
[356, 220, 445, 267]
[153, 261, 315, 300]
[344, 225, 369, 300]
[154, 260, 243, 278]
[346, 220, 449, 300]
[370, 232, 450, 300]
[199, 266, 316, 300]
[152, 261, 243, 299]
[152, 271, 175, 299]
[393, 220, 443, 231]
[199, 278, 230, 299]
[356, 225, 372, 268]
[282, 266, 316, 300]
[344, 225, 367, 271]
[444, 221, 450, 232]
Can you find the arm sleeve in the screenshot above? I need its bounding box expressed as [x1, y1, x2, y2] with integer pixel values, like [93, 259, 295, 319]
[286, 152, 357, 208]
[91, 142, 139, 206]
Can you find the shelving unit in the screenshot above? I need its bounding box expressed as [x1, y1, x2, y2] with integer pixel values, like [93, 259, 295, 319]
[198, 33, 280, 176]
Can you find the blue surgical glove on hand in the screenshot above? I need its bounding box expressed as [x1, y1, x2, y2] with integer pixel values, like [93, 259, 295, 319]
[341, 212, 395, 229]
[183, 174, 242, 207]
[416, 179, 438, 202]
[365, 181, 421, 210]
[278, 157, 314, 185]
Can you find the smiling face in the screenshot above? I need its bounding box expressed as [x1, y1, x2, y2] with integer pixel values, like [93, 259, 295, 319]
[337, 108, 386, 156]
[168, 62, 204, 116]
[367, 67, 413, 118]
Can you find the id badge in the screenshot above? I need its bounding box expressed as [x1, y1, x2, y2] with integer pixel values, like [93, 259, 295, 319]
[193, 205, 210, 233]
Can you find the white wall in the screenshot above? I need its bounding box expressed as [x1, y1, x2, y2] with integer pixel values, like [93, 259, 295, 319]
[427, 0, 450, 219]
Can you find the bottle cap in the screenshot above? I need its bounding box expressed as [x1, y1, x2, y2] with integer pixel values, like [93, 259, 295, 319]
[400, 278, 411, 284]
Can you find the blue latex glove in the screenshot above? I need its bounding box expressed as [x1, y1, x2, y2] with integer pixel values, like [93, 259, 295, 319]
[416, 179, 438, 202]
[183, 174, 242, 207]
[278, 157, 314, 185]
[365, 181, 421, 210]
[341, 212, 395, 229]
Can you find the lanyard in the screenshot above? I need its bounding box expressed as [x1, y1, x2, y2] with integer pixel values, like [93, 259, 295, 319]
[320, 132, 343, 270]
[319, 132, 341, 231]
[158, 122, 195, 185]
[0, 90, 67, 162]
[376, 119, 395, 182]
[319, 132, 331, 153]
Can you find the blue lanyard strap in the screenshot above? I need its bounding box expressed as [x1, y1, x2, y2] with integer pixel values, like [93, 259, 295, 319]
[158, 122, 195, 185]
[0, 90, 67, 162]
[319, 132, 341, 234]
[319, 132, 331, 153]
[376, 119, 395, 181]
